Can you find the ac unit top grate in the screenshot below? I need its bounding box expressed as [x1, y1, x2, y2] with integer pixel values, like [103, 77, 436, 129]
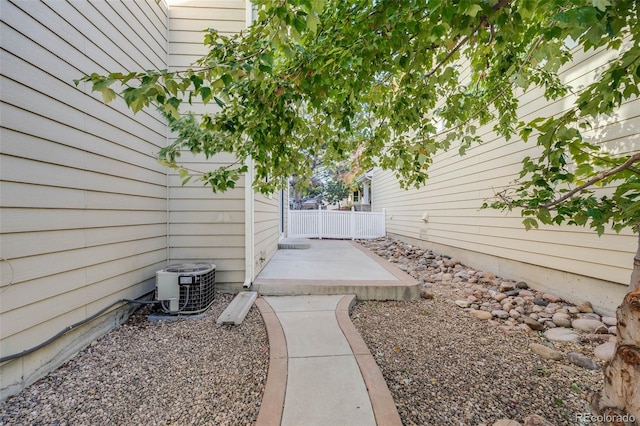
[164, 263, 214, 274]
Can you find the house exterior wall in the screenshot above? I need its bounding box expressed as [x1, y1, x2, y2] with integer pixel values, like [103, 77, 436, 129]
[167, 0, 282, 289]
[253, 191, 281, 279]
[372, 45, 638, 317]
[0, 0, 279, 401]
[0, 0, 169, 400]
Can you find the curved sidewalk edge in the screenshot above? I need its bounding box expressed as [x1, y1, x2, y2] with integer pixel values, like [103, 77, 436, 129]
[255, 298, 287, 426]
[336, 295, 403, 426]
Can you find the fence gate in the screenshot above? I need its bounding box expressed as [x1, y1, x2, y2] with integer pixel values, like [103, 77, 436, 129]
[288, 208, 386, 239]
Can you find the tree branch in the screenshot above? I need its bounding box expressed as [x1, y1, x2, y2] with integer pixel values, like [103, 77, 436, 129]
[541, 152, 640, 209]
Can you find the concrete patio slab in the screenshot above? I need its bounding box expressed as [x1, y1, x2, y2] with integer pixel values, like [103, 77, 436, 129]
[253, 240, 419, 300]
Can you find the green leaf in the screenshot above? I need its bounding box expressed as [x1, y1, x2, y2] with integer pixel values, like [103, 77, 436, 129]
[537, 208, 552, 224]
[293, 16, 306, 34]
[214, 96, 226, 108]
[592, 0, 611, 12]
[128, 95, 146, 114]
[99, 87, 117, 103]
[465, 4, 483, 17]
[165, 79, 179, 96]
[190, 74, 203, 90]
[200, 86, 212, 104]
[163, 102, 180, 120]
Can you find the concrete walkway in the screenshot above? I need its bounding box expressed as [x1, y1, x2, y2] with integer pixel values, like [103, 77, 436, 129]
[255, 294, 402, 426]
[252, 240, 412, 425]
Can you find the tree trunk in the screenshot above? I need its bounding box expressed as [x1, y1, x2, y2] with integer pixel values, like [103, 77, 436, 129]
[290, 175, 303, 210]
[589, 230, 640, 425]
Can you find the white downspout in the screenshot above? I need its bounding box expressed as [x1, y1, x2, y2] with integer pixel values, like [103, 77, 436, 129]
[243, 157, 255, 289]
[243, 1, 255, 289]
[165, 4, 171, 266]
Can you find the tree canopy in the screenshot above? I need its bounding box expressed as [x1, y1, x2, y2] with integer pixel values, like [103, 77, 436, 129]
[77, 0, 640, 234]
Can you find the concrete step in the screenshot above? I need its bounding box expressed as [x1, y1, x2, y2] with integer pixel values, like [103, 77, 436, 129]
[277, 238, 311, 250]
[217, 291, 258, 325]
[252, 279, 419, 301]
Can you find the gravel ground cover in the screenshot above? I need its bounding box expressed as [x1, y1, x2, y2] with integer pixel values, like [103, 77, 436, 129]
[353, 238, 605, 426]
[0, 293, 268, 426]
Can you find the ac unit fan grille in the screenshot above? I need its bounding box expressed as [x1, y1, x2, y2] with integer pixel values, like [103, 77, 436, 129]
[177, 268, 216, 314]
[156, 263, 216, 315]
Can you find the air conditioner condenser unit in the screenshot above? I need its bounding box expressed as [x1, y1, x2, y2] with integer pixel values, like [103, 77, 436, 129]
[155, 263, 216, 314]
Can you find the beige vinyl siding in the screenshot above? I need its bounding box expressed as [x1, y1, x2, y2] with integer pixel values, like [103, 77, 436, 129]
[168, 0, 246, 69]
[167, 0, 248, 289]
[254, 191, 281, 279]
[373, 45, 638, 315]
[0, 0, 169, 399]
[167, 168, 246, 286]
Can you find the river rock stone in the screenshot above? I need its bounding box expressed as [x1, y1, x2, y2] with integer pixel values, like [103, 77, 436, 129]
[499, 282, 515, 292]
[544, 328, 580, 343]
[542, 293, 562, 303]
[602, 316, 617, 326]
[516, 281, 529, 289]
[582, 334, 612, 343]
[545, 303, 561, 313]
[420, 289, 434, 299]
[577, 300, 594, 313]
[529, 343, 563, 361]
[482, 271, 496, 279]
[493, 419, 521, 426]
[594, 341, 616, 362]
[567, 352, 600, 370]
[455, 300, 470, 308]
[443, 258, 461, 267]
[523, 414, 555, 426]
[578, 312, 602, 321]
[523, 316, 544, 331]
[572, 318, 606, 333]
[565, 306, 579, 314]
[492, 310, 510, 319]
[494, 293, 507, 302]
[470, 310, 493, 320]
[551, 312, 572, 328]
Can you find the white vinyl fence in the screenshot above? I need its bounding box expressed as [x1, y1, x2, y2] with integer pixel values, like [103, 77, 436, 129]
[288, 208, 386, 239]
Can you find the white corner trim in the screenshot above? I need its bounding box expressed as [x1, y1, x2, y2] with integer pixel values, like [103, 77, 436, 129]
[245, 0, 254, 26]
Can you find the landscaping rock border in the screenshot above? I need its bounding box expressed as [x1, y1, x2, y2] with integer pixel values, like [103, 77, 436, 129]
[0, 294, 268, 425]
[354, 237, 608, 426]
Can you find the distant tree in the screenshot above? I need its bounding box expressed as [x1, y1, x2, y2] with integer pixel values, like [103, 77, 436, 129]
[78, 1, 640, 421]
[324, 179, 349, 209]
[289, 150, 324, 210]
